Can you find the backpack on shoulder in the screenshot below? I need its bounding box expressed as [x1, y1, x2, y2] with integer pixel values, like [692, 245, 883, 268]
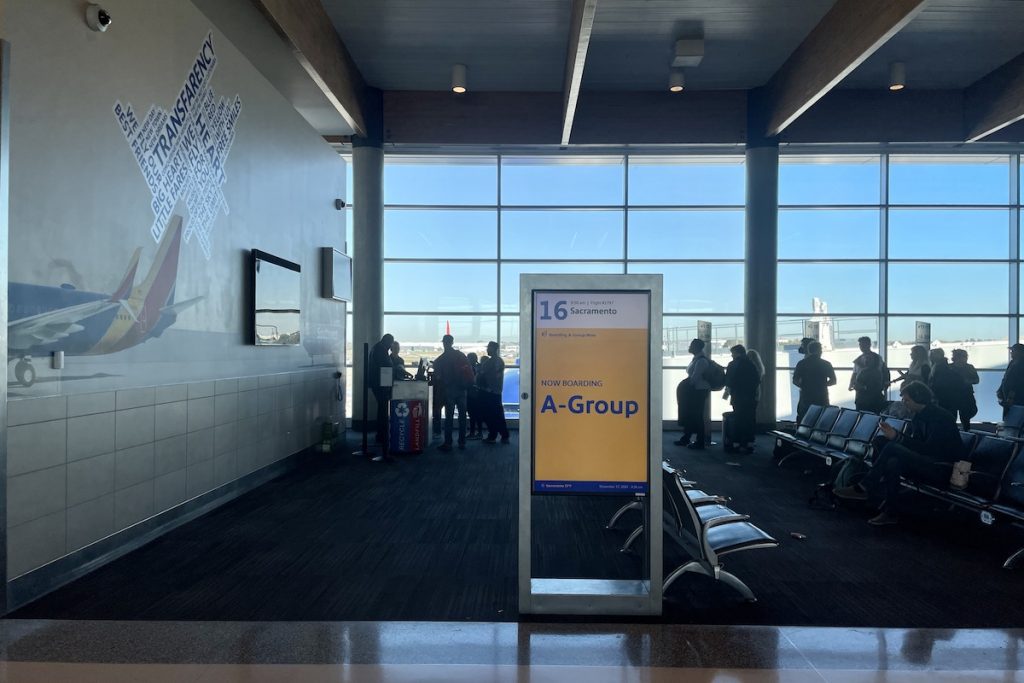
[705, 359, 727, 391]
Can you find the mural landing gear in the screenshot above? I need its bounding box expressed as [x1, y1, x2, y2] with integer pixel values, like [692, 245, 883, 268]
[14, 358, 36, 387]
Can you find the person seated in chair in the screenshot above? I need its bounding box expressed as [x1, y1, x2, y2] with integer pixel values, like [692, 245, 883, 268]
[834, 381, 966, 526]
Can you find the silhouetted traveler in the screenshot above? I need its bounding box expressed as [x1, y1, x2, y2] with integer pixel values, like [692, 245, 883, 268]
[950, 348, 980, 430]
[479, 341, 510, 444]
[724, 344, 759, 453]
[369, 333, 394, 449]
[391, 340, 413, 381]
[928, 348, 967, 418]
[792, 341, 837, 423]
[896, 345, 931, 388]
[433, 334, 470, 451]
[675, 338, 710, 450]
[850, 337, 887, 413]
[998, 343, 1024, 419]
[466, 352, 483, 439]
[748, 348, 766, 400]
[835, 381, 965, 526]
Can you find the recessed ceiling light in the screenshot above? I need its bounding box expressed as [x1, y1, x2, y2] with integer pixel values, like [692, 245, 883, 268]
[889, 62, 906, 91]
[451, 64, 467, 94]
[669, 70, 685, 93]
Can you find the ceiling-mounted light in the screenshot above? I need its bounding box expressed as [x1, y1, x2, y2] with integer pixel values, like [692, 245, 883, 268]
[451, 64, 467, 93]
[889, 62, 906, 91]
[669, 70, 685, 93]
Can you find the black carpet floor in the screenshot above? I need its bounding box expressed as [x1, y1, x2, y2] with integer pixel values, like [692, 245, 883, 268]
[10, 431, 1024, 627]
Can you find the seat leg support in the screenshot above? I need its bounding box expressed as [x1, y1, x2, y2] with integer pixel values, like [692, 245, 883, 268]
[1004, 546, 1024, 569]
[717, 569, 757, 602]
[662, 561, 705, 592]
[620, 525, 643, 553]
[776, 450, 802, 467]
[606, 501, 642, 530]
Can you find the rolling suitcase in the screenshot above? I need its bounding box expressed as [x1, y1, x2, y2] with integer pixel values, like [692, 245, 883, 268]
[722, 410, 737, 452]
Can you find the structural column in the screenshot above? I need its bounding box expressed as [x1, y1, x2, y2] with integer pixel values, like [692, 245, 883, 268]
[744, 121, 779, 428]
[0, 40, 11, 612]
[351, 89, 383, 430]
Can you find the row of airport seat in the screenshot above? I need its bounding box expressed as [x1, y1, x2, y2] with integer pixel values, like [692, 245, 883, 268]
[771, 404, 1024, 568]
[607, 463, 779, 602]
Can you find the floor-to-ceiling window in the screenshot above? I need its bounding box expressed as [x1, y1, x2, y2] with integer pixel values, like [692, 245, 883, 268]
[625, 157, 746, 422]
[777, 153, 1020, 423]
[354, 153, 746, 421]
[347, 150, 1021, 425]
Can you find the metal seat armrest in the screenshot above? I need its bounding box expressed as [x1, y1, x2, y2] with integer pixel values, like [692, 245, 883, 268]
[704, 514, 749, 529]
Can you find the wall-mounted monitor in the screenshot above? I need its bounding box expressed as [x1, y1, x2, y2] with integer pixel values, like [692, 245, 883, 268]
[251, 249, 301, 346]
[321, 247, 352, 302]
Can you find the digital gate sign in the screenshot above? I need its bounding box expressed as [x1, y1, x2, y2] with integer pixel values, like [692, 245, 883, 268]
[531, 290, 650, 494]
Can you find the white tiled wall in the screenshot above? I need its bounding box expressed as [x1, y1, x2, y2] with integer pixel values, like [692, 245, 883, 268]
[6, 369, 338, 578]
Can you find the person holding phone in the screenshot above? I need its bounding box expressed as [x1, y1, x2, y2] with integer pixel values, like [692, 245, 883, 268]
[834, 381, 965, 526]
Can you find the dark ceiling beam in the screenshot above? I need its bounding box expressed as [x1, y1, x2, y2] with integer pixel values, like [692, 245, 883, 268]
[965, 52, 1024, 142]
[250, 0, 369, 136]
[560, 0, 598, 145]
[761, 0, 928, 137]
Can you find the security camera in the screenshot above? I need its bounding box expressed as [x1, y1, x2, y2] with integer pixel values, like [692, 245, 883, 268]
[85, 4, 112, 32]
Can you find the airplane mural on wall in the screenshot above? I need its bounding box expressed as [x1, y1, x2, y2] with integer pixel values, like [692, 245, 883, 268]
[8, 216, 202, 386]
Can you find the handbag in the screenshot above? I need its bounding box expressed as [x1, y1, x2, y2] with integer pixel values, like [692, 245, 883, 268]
[950, 461, 971, 490]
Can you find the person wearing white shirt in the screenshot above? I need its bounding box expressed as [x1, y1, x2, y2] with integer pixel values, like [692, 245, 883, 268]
[675, 338, 710, 450]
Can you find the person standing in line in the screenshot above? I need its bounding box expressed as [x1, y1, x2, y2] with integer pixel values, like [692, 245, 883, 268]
[998, 343, 1024, 419]
[928, 348, 967, 417]
[675, 338, 711, 450]
[850, 337, 887, 413]
[369, 333, 395, 452]
[950, 348, 980, 431]
[724, 344, 760, 453]
[433, 334, 470, 452]
[896, 345, 931, 389]
[792, 341, 837, 423]
[466, 352, 484, 439]
[479, 341, 510, 444]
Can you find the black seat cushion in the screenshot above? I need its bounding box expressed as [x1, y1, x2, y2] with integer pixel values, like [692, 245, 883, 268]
[996, 449, 1024, 509]
[706, 521, 777, 556]
[967, 437, 1017, 499]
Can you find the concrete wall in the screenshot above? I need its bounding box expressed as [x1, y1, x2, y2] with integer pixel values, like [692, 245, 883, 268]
[4, 0, 345, 588]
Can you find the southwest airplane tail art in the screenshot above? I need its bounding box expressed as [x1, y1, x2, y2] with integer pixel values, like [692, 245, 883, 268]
[8, 216, 202, 386]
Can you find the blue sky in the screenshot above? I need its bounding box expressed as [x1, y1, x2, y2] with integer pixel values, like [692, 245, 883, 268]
[345, 155, 1020, 348]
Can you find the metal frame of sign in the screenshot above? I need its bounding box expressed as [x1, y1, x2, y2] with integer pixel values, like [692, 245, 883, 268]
[915, 321, 932, 347]
[518, 274, 663, 616]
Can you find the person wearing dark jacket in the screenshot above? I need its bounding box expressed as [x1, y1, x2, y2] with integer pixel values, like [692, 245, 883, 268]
[835, 381, 966, 525]
[998, 343, 1024, 419]
[849, 337, 887, 413]
[369, 333, 395, 450]
[792, 341, 837, 423]
[724, 344, 760, 453]
[950, 349, 979, 430]
[433, 334, 470, 452]
[927, 348, 967, 417]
